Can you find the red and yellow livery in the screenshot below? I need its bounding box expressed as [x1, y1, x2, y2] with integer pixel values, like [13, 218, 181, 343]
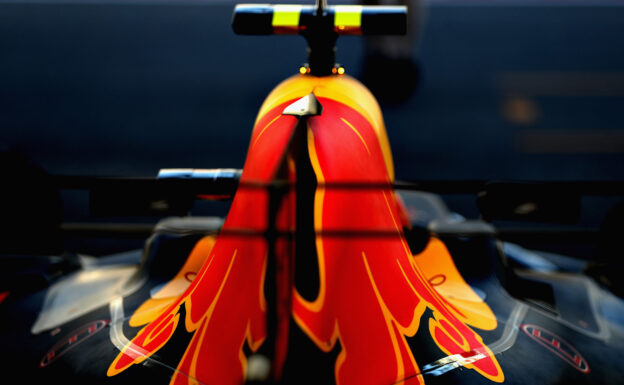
[108, 73, 503, 385]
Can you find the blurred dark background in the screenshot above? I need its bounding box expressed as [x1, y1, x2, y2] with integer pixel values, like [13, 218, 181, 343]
[1, 0, 623, 254]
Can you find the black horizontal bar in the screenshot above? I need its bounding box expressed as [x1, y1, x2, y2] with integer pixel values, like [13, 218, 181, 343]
[53, 175, 240, 197]
[61, 223, 156, 238]
[52, 175, 624, 195]
[60, 222, 602, 243]
[396, 180, 624, 195]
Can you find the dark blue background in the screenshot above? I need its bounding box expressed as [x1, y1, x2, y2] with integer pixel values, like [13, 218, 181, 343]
[1, 1, 623, 222]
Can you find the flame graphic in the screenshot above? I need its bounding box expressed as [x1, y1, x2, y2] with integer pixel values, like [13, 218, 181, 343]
[108, 102, 301, 385]
[292, 97, 503, 384]
[108, 89, 504, 385]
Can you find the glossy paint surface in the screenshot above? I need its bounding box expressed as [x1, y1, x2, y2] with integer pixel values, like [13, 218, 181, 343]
[108, 74, 502, 385]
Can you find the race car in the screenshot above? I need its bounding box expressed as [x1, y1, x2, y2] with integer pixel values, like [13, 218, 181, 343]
[1, 1, 623, 384]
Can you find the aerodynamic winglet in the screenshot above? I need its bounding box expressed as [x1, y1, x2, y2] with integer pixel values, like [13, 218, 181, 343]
[282, 93, 323, 117]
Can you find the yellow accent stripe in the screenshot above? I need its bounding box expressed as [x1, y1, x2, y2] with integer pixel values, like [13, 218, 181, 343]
[184, 250, 237, 330]
[272, 5, 302, 27]
[334, 5, 362, 28]
[362, 252, 405, 382]
[253, 115, 280, 149]
[292, 127, 346, 358]
[255, 75, 395, 180]
[293, 127, 327, 313]
[382, 190, 413, 259]
[341, 117, 370, 155]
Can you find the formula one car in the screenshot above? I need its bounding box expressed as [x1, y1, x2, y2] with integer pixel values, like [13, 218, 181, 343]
[1, 1, 623, 384]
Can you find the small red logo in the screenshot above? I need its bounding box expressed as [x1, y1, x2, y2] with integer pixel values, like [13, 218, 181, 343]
[428, 274, 447, 287]
[520, 323, 590, 373]
[40, 320, 109, 368]
[184, 271, 197, 283]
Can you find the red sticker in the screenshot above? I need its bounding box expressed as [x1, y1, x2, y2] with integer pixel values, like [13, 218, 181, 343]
[520, 324, 590, 373]
[0, 292, 8, 304]
[40, 320, 109, 368]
